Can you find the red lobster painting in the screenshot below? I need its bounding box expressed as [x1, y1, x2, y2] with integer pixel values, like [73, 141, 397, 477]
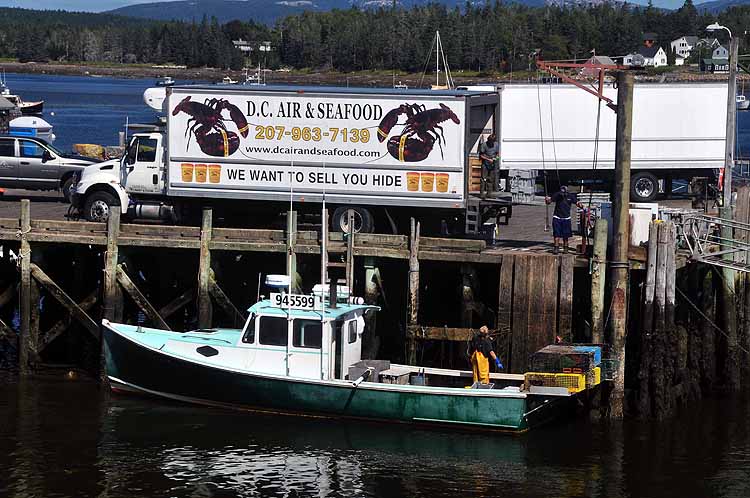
[172, 96, 249, 157]
[377, 103, 460, 162]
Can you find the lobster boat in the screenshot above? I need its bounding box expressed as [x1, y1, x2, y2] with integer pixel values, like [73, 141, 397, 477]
[103, 277, 605, 433]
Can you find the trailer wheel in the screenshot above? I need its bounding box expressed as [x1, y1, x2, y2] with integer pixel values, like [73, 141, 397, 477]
[83, 191, 120, 223]
[331, 207, 374, 234]
[631, 172, 658, 202]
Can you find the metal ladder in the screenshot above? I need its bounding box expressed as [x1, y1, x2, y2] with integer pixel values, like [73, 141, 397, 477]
[322, 209, 355, 290]
[681, 214, 750, 273]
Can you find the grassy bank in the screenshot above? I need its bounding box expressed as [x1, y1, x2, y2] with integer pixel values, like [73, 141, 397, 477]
[0, 60, 739, 87]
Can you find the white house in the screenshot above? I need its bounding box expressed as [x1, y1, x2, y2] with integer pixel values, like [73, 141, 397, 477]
[675, 55, 685, 66]
[669, 35, 720, 61]
[713, 45, 729, 60]
[623, 46, 668, 68]
[670, 36, 698, 58]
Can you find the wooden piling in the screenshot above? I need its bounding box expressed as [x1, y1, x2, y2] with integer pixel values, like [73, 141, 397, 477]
[638, 221, 658, 416]
[407, 218, 420, 365]
[511, 256, 529, 373]
[558, 255, 574, 343]
[19, 199, 31, 374]
[197, 208, 213, 329]
[103, 208, 122, 322]
[609, 70, 634, 417]
[590, 218, 608, 343]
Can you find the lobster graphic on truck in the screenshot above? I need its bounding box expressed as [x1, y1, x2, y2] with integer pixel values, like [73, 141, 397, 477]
[377, 103, 461, 162]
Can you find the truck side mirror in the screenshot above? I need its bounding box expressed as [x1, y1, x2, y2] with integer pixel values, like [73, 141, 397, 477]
[42, 150, 54, 163]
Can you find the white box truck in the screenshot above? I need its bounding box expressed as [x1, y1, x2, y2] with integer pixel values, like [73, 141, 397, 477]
[497, 83, 727, 202]
[72, 85, 507, 233]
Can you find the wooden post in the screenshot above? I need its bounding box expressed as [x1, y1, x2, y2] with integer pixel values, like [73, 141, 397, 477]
[407, 218, 420, 365]
[590, 218, 608, 343]
[19, 199, 31, 375]
[511, 255, 530, 373]
[286, 210, 298, 293]
[497, 256, 514, 368]
[558, 255, 574, 343]
[197, 208, 213, 329]
[608, 70, 634, 417]
[103, 207, 122, 322]
[638, 221, 658, 416]
[720, 37, 740, 391]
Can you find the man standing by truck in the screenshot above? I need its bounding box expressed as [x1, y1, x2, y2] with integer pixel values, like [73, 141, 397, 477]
[479, 133, 499, 197]
[545, 185, 584, 255]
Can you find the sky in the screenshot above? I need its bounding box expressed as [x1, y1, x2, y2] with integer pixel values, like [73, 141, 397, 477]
[0, 0, 711, 13]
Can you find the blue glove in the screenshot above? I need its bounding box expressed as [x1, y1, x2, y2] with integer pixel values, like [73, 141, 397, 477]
[495, 358, 503, 370]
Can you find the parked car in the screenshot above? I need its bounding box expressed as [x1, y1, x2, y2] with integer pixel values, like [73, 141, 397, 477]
[0, 136, 98, 201]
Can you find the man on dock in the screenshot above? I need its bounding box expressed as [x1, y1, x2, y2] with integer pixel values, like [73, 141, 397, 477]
[479, 133, 499, 197]
[545, 185, 584, 255]
[470, 326, 503, 384]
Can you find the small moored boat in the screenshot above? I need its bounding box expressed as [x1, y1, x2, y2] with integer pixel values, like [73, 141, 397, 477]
[738, 94, 749, 110]
[103, 277, 599, 433]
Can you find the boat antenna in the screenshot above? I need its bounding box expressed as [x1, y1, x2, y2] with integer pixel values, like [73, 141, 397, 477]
[320, 161, 327, 309]
[256, 272, 262, 303]
[125, 115, 129, 142]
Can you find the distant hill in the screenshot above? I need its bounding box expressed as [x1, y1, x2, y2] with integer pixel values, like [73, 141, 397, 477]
[696, 0, 750, 13]
[106, 0, 551, 24]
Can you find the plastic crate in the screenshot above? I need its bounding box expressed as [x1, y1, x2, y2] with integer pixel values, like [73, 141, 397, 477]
[529, 345, 596, 373]
[524, 372, 586, 394]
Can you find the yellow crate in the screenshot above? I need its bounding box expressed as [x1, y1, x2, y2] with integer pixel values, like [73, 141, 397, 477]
[524, 372, 586, 393]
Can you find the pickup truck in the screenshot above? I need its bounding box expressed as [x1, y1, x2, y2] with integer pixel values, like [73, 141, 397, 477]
[0, 135, 97, 201]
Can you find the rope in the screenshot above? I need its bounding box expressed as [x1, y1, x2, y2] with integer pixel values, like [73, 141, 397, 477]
[547, 78, 561, 186]
[536, 69, 550, 231]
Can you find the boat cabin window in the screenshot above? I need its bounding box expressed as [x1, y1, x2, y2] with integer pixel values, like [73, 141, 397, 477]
[258, 316, 288, 346]
[19, 140, 44, 159]
[241, 314, 255, 344]
[292, 319, 322, 349]
[348, 320, 357, 344]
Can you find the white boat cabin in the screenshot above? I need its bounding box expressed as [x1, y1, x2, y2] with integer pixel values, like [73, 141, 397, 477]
[238, 291, 376, 381]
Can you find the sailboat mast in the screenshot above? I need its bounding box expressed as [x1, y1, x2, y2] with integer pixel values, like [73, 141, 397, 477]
[436, 31, 440, 87]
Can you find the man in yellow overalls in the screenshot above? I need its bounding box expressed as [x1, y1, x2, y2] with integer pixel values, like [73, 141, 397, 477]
[471, 326, 503, 384]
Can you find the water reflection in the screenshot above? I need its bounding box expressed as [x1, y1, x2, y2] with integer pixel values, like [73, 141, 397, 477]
[3, 375, 750, 498]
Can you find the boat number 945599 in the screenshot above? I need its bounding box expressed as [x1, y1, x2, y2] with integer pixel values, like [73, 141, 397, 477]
[270, 292, 318, 310]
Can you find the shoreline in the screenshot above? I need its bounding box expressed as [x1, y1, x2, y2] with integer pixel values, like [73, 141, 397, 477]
[0, 61, 740, 87]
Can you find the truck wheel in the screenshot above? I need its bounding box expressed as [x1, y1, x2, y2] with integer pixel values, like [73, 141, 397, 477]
[61, 176, 75, 203]
[83, 191, 119, 223]
[331, 207, 374, 234]
[631, 172, 658, 202]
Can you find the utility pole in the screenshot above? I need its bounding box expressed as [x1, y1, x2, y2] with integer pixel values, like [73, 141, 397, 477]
[609, 71, 634, 418]
[720, 37, 739, 390]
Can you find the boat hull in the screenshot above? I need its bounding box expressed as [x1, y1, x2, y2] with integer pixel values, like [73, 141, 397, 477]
[104, 325, 574, 433]
[20, 101, 44, 115]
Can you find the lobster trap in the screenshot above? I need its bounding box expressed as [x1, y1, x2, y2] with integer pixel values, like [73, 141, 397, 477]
[524, 372, 586, 394]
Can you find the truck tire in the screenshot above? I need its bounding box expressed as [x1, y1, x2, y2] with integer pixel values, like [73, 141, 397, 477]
[631, 172, 658, 202]
[61, 176, 75, 203]
[331, 207, 374, 234]
[83, 191, 120, 223]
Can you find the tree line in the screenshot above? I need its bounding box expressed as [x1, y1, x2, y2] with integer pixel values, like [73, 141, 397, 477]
[0, 2, 749, 72]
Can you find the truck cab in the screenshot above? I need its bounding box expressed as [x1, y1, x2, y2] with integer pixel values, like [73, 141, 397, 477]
[73, 132, 167, 222]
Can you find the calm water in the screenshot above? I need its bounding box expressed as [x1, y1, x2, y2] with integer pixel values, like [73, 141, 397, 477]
[2, 72, 175, 152]
[2, 73, 750, 497]
[1, 374, 750, 498]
